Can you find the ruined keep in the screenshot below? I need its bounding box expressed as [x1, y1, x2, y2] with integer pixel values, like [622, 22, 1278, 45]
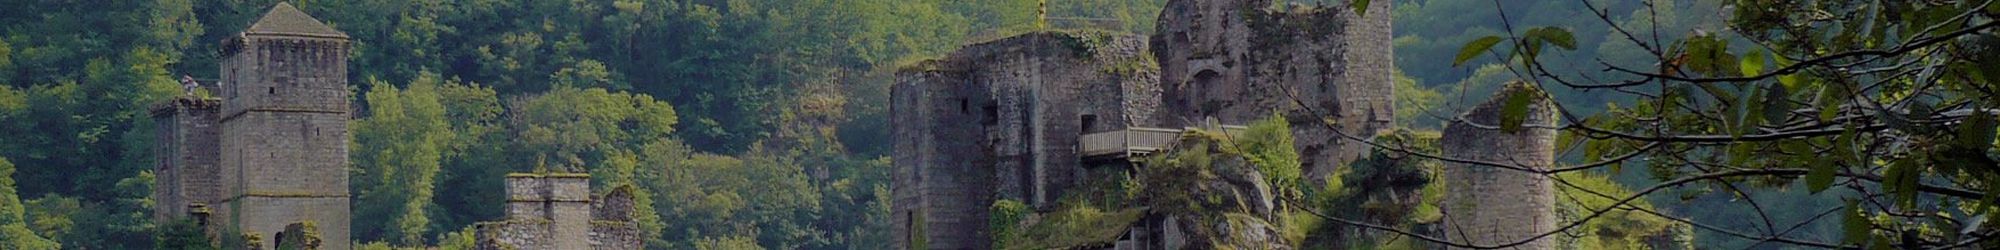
[1153, 0, 1395, 184]
[890, 31, 1160, 250]
[890, 0, 1395, 249]
[150, 3, 352, 249]
[1439, 83, 1560, 249]
[473, 173, 644, 250]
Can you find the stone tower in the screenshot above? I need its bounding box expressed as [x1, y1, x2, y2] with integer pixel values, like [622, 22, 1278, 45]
[1440, 83, 1559, 249]
[215, 3, 352, 249]
[890, 32, 1159, 250]
[152, 97, 222, 223]
[1152, 0, 1395, 185]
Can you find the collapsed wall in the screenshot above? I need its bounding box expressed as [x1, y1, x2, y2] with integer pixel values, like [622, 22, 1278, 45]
[890, 31, 1160, 250]
[1440, 83, 1560, 249]
[1153, 0, 1395, 185]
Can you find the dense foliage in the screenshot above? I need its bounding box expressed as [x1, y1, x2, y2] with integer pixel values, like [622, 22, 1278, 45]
[1397, 0, 2000, 248]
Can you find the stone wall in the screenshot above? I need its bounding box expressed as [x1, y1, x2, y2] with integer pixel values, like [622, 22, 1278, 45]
[152, 97, 222, 223]
[477, 219, 552, 250]
[1440, 83, 1559, 249]
[1152, 0, 1394, 185]
[890, 31, 1159, 250]
[589, 221, 643, 250]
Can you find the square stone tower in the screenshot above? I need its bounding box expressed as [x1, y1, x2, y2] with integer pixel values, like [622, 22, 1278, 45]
[151, 97, 222, 223]
[215, 3, 352, 249]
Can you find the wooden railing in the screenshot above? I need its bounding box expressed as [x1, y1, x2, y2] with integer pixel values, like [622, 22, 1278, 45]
[1080, 127, 1185, 158]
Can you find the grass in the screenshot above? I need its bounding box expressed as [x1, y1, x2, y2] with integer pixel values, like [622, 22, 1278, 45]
[1000, 205, 1146, 250]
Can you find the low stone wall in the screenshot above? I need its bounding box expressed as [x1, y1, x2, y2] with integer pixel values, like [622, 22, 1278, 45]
[476, 219, 553, 250]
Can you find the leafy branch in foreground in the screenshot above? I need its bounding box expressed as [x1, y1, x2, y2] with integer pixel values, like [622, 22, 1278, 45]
[1286, 0, 2000, 248]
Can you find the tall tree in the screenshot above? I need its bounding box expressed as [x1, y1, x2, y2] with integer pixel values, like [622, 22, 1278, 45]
[0, 157, 58, 248]
[352, 73, 455, 244]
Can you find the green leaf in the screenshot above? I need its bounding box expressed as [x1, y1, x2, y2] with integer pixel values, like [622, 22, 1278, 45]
[1454, 36, 1504, 67]
[1499, 83, 1536, 133]
[1883, 157, 1921, 209]
[1956, 109, 1997, 149]
[1740, 49, 1766, 77]
[1685, 35, 1738, 76]
[1836, 129, 1862, 165]
[1843, 200, 1871, 245]
[1985, 174, 2000, 216]
[1526, 27, 1577, 50]
[1818, 83, 1847, 121]
[1762, 83, 1791, 124]
[1774, 54, 1804, 90]
[1806, 156, 1836, 193]
[1351, 0, 1371, 17]
[1727, 143, 1753, 167]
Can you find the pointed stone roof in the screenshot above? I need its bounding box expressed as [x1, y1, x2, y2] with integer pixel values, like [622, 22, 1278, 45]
[241, 2, 347, 39]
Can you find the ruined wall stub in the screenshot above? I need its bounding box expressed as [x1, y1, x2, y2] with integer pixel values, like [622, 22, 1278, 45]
[152, 97, 222, 223]
[215, 3, 351, 249]
[502, 173, 593, 249]
[1440, 83, 1559, 250]
[477, 173, 642, 250]
[590, 186, 643, 250]
[1153, 0, 1395, 184]
[890, 32, 1159, 250]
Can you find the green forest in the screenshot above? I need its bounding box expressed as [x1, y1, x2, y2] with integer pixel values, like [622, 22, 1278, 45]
[0, 0, 1996, 249]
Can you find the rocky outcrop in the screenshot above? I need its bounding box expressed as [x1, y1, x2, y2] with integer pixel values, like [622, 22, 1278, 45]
[1141, 132, 1291, 249]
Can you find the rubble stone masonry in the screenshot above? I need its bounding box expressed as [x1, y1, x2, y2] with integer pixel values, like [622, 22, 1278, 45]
[1440, 83, 1560, 249]
[1153, 0, 1395, 185]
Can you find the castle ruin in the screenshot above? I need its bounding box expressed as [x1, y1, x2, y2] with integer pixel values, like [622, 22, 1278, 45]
[151, 3, 353, 249]
[472, 173, 644, 250]
[1439, 83, 1560, 249]
[889, 0, 1395, 248]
